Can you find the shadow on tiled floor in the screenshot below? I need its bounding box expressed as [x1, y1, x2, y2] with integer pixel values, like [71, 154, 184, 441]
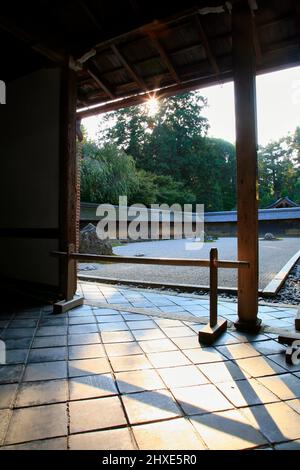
[0, 282, 299, 450]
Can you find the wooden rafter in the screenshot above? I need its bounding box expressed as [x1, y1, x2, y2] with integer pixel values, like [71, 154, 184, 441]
[252, 21, 263, 65]
[77, 69, 233, 118]
[90, 13, 294, 78]
[77, 0, 103, 31]
[87, 63, 115, 99]
[294, 0, 300, 48]
[79, 40, 214, 84]
[149, 33, 181, 84]
[0, 16, 66, 65]
[79, 28, 300, 109]
[129, 0, 141, 17]
[194, 14, 220, 75]
[110, 43, 147, 90]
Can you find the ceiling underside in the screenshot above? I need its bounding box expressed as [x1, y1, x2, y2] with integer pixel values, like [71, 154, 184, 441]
[1, 0, 299, 116]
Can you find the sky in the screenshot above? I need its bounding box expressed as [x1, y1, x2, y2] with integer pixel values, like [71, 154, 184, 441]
[83, 65, 300, 146]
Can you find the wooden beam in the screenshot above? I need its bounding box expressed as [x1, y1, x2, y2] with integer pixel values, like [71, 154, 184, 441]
[253, 19, 263, 65]
[149, 33, 181, 84]
[91, 11, 293, 63]
[129, 0, 142, 18]
[59, 66, 78, 301]
[194, 14, 220, 75]
[78, 41, 300, 115]
[77, 70, 233, 118]
[294, 0, 300, 48]
[97, 7, 297, 79]
[87, 64, 115, 99]
[77, 0, 103, 31]
[0, 228, 59, 239]
[79, 51, 233, 105]
[0, 17, 66, 65]
[232, 4, 261, 332]
[110, 43, 147, 90]
[90, 11, 294, 80]
[92, 7, 201, 50]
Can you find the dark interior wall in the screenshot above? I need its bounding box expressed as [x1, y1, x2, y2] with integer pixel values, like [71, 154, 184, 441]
[0, 68, 62, 290]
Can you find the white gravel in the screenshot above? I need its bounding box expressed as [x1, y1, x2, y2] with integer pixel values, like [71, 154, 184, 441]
[78, 237, 300, 290]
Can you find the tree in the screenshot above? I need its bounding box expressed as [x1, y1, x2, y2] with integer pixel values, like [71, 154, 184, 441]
[182, 137, 236, 211]
[82, 94, 299, 211]
[258, 128, 300, 207]
[80, 139, 195, 207]
[130, 172, 196, 207]
[98, 92, 237, 211]
[102, 92, 209, 180]
[80, 142, 138, 204]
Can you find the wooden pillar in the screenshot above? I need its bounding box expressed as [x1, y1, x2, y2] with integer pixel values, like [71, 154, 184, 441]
[76, 139, 83, 251]
[59, 65, 78, 301]
[232, 3, 261, 332]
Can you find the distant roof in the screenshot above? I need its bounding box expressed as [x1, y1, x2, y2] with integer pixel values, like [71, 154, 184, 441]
[81, 202, 300, 223]
[266, 196, 300, 209]
[204, 207, 300, 222]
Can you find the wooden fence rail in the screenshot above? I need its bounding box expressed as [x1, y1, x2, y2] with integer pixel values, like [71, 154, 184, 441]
[51, 248, 249, 344]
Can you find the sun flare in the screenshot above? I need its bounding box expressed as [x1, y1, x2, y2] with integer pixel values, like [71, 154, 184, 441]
[146, 96, 159, 117]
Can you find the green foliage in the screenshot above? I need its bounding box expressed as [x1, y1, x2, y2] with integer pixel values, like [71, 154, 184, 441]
[186, 137, 236, 211]
[153, 174, 196, 206]
[96, 92, 237, 210]
[258, 128, 300, 207]
[102, 92, 209, 179]
[81, 91, 299, 211]
[129, 170, 158, 206]
[80, 143, 138, 204]
[80, 142, 194, 208]
[130, 172, 196, 207]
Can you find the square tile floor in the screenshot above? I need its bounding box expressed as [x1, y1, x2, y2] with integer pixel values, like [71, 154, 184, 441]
[0, 281, 299, 450]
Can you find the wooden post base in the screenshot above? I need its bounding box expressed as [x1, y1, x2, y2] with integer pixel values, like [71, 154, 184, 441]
[198, 319, 227, 346]
[286, 344, 300, 365]
[295, 309, 300, 331]
[278, 333, 300, 365]
[53, 295, 84, 314]
[278, 332, 300, 346]
[234, 318, 262, 334]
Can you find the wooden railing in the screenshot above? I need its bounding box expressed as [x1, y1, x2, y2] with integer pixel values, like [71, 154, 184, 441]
[52, 247, 249, 344]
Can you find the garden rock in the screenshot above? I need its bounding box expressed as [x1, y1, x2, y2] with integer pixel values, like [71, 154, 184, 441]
[79, 223, 113, 255]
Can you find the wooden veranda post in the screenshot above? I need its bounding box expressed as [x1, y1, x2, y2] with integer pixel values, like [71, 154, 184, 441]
[57, 64, 83, 311]
[232, 3, 261, 332]
[209, 248, 218, 328]
[198, 248, 227, 345]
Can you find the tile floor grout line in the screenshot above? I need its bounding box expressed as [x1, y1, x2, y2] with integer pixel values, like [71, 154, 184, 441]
[121, 316, 244, 439]
[87, 299, 298, 337]
[98, 313, 226, 448]
[2, 294, 300, 450]
[2, 305, 44, 446]
[99, 325, 141, 451]
[88, 301, 216, 324]
[66, 310, 71, 451]
[79, 280, 298, 309]
[11, 412, 300, 450]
